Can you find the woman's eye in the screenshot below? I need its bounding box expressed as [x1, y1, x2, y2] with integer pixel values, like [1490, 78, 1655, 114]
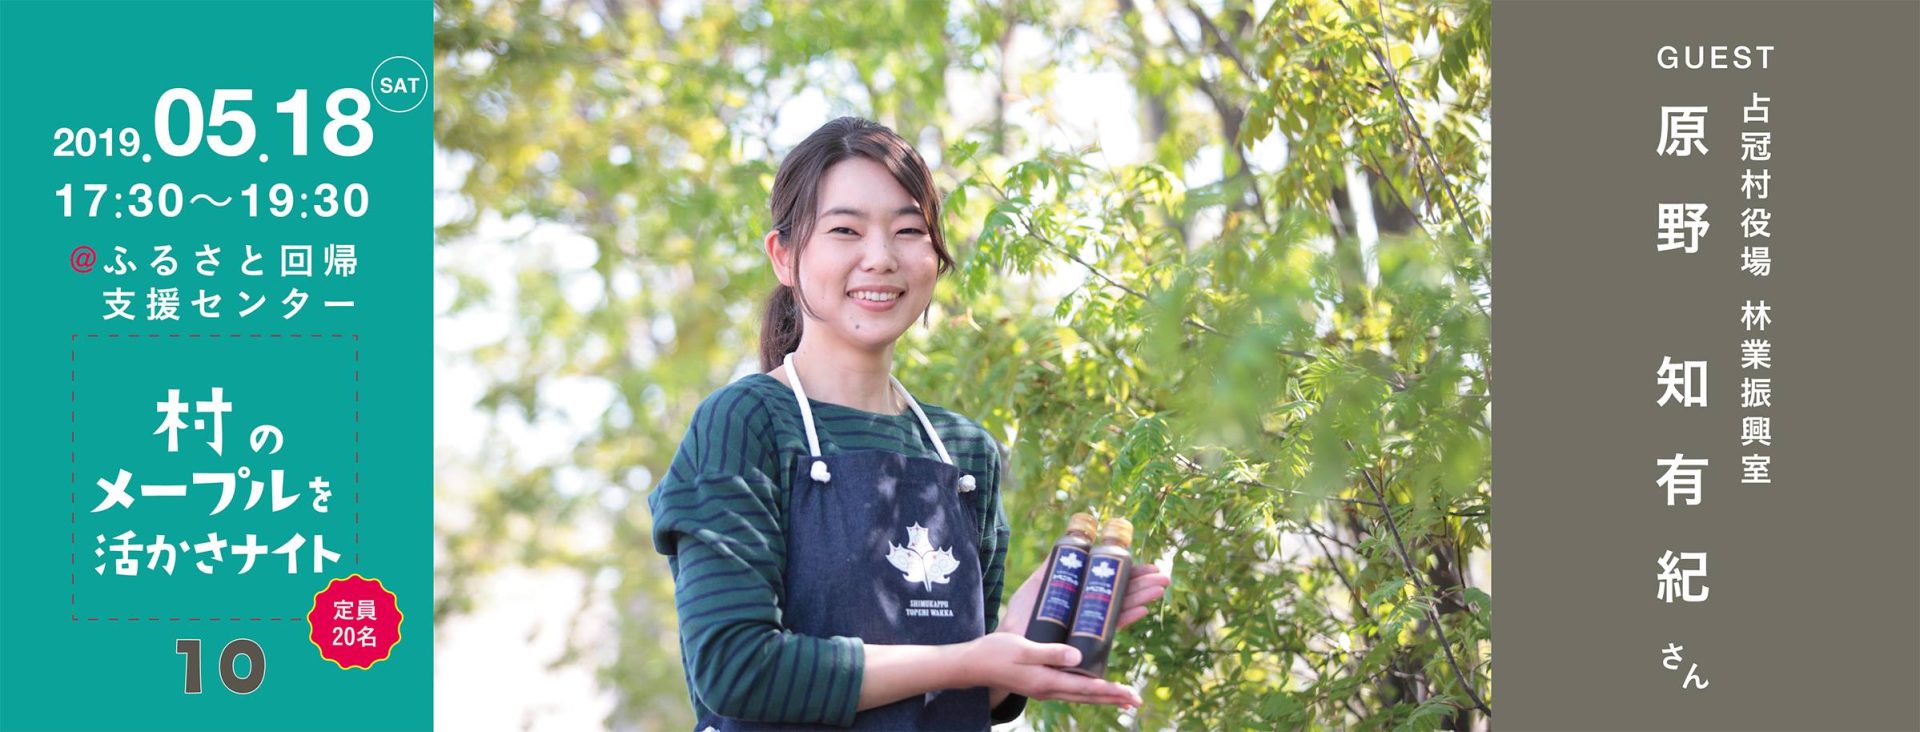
[897, 228, 926, 236]
[829, 226, 858, 236]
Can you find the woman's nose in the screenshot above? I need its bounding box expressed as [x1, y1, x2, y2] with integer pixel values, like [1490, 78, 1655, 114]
[859, 232, 898, 271]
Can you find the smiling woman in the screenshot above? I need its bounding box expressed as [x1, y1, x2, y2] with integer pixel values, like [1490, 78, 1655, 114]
[768, 157, 941, 356]
[756, 119, 954, 375]
[645, 117, 1170, 732]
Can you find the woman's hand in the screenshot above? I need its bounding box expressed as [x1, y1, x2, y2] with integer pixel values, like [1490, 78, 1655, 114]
[865, 562, 1174, 713]
[995, 562, 1047, 639]
[998, 561, 1174, 638]
[956, 633, 1142, 707]
[1115, 562, 1172, 630]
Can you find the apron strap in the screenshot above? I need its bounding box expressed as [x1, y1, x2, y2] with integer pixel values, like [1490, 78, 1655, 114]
[891, 374, 977, 493]
[890, 374, 953, 464]
[781, 352, 833, 483]
[780, 352, 976, 492]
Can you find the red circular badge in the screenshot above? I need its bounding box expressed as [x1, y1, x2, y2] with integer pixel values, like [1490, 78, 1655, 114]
[306, 573, 404, 670]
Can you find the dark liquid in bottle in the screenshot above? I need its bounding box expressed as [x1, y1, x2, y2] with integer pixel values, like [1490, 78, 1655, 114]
[1025, 546, 1091, 644]
[1065, 519, 1133, 678]
[1026, 513, 1097, 644]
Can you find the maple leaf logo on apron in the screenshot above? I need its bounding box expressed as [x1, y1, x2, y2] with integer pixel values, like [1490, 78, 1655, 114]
[885, 522, 960, 592]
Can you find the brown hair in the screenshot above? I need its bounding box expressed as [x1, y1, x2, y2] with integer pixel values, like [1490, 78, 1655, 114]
[759, 117, 955, 372]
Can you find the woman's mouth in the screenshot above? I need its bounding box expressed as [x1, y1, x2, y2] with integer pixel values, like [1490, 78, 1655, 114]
[847, 287, 903, 311]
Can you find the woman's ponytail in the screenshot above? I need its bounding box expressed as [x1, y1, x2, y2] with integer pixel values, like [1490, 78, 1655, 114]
[759, 283, 803, 372]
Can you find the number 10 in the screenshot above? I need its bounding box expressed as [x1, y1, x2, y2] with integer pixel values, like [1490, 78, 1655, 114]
[175, 638, 265, 694]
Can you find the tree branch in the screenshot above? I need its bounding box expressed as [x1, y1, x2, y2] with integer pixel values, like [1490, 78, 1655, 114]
[1348, 441, 1492, 718]
[1337, 0, 1482, 244]
[1008, 205, 1319, 359]
[1170, 452, 1382, 509]
[1150, 0, 1271, 228]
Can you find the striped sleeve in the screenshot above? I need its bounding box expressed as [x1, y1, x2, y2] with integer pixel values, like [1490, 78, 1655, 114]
[647, 385, 865, 726]
[978, 437, 1013, 634]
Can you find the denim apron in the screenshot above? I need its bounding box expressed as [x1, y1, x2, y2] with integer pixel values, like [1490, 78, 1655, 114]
[700, 352, 990, 731]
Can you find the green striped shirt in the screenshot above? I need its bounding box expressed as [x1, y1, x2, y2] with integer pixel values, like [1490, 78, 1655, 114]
[648, 372, 1024, 727]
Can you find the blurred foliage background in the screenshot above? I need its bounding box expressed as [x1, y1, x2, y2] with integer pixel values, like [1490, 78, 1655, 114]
[431, 0, 1490, 729]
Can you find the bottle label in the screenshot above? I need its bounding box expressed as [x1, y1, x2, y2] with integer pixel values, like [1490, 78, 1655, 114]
[1069, 555, 1125, 641]
[1034, 546, 1090, 627]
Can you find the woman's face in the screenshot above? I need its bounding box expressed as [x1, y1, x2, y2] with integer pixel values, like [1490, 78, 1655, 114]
[772, 157, 939, 353]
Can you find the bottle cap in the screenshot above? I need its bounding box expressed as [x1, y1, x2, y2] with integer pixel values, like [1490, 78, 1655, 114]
[1100, 517, 1133, 547]
[1067, 512, 1098, 537]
